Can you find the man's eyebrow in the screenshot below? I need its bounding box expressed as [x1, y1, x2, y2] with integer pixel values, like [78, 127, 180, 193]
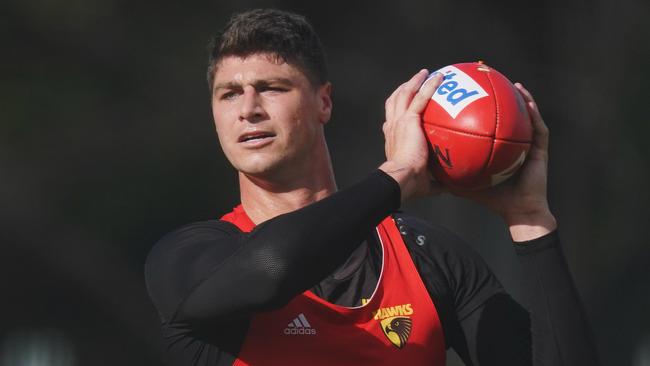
[213, 78, 294, 92]
[213, 81, 241, 92]
[256, 78, 294, 87]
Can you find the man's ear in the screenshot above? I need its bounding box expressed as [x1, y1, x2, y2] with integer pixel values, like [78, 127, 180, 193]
[317, 82, 332, 124]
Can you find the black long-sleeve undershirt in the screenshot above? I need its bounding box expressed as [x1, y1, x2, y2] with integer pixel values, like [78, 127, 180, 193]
[145, 170, 600, 365]
[147, 170, 400, 327]
[514, 231, 601, 365]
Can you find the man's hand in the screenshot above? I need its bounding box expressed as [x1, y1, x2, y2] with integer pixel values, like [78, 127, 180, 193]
[379, 70, 444, 202]
[450, 83, 557, 242]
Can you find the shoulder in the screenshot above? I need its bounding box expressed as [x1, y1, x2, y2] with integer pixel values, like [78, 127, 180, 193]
[392, 212, 477, 262]
[144, 219, 242, 322]
[152, 219, 241, 247]
[146, 220, 240, 263]
[391, 212, 478, 286]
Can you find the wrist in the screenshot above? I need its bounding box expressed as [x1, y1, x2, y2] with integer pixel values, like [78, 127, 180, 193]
[378, 161, 417, 202]
[505, 210, 557, 242]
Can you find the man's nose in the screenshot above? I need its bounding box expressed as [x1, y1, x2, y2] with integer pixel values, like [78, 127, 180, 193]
[239, 86, 265, 122]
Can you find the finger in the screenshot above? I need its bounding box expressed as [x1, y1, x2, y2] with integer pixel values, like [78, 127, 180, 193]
[515, 83, 549, 153]
[385, 82, 406, 122]
[394, 69, 429, 115]
[515, 83, 544, 125]
[514, 82, 535, 103]
[408, 72, 444, 113]
[386, 70, 428, 124]
[528, 101, 549, 153]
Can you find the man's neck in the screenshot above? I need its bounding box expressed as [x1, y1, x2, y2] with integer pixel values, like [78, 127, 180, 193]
[239, 151, 337, 225]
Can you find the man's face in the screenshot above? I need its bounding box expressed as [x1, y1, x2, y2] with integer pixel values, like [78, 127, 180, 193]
[211, 53, 332, 180]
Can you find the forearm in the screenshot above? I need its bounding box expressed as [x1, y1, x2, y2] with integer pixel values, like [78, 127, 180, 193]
[454, 231, 600, 366]
[515, 231, 601, 365]
[175, 170, 400, 325]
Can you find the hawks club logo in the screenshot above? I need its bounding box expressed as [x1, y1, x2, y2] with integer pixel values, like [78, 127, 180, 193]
[372, 303, 414, 349]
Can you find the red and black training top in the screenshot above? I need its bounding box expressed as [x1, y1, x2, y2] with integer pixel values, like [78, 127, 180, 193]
[144, 170, 600, 365]
[224, 208, 445, 365]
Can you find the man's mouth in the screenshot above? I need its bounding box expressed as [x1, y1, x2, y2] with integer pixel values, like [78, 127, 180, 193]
[238, 131, 276, 144]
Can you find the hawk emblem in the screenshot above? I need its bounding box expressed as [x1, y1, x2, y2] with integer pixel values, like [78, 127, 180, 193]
[380, 316, 412, 349]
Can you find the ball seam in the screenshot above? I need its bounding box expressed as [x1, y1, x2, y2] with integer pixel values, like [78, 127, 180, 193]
[483, 71, 499, 175]
[423, 124, 531, 143]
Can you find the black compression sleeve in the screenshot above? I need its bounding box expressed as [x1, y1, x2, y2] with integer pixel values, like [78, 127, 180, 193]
[514, 231, 601, 365]
[454, 231, 600, 366]
[147, 170, 400, 328]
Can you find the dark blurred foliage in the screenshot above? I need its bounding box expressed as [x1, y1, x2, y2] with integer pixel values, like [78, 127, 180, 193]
[1, 0, 649, 365]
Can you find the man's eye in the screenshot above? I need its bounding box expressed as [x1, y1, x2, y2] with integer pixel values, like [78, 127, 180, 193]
[220, 91, 238, 100]
[262, 86, 287, 93]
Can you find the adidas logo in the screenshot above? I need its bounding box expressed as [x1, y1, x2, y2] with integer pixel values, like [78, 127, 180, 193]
[283, 313, 317, 335]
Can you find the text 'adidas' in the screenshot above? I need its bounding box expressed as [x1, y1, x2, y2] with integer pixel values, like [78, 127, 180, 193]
[284, 313, 317, 335]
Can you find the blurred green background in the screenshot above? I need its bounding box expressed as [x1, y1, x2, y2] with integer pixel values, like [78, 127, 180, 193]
[2, 0, 649, 365]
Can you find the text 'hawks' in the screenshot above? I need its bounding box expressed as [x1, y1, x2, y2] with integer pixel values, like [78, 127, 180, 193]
[372, 303, 413, 320]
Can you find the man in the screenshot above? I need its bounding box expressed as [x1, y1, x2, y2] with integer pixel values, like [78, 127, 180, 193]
[145, 9, 599, 365]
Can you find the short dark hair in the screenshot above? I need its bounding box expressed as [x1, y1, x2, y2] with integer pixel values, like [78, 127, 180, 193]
[206, 9, 328, 91]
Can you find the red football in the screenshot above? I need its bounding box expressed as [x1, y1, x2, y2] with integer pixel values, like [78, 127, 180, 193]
[422, 62, 533, 190]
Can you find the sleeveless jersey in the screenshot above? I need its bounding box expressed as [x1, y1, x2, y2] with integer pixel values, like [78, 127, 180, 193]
[221, 205, 446, 366]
